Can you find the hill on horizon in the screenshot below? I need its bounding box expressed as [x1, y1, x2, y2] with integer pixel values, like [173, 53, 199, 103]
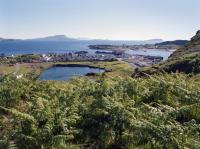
[155, 40, 189, 46]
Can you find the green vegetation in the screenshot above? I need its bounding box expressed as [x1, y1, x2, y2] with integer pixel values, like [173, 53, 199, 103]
[0, 73, 200, 148]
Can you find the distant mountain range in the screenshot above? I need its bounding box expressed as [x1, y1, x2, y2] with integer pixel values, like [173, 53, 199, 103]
[0, 35, 163, 45]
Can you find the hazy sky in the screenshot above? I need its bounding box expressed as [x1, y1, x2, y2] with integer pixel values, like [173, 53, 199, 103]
[0, 0, 200, 40]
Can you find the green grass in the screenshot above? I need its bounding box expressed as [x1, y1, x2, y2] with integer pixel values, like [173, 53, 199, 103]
[0, 63, 52, 76]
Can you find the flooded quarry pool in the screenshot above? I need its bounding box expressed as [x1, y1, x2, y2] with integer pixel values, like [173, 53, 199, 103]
[38, 65, 105, 81]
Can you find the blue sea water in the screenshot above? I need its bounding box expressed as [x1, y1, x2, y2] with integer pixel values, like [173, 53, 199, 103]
[0, 41, 173, 59]
[0, 41, 92, 55]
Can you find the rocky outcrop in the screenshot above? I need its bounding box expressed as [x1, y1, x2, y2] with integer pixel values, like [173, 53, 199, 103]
[191, 30, 200, 42]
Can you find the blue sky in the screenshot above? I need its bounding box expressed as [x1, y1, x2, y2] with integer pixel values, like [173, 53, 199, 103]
[0, 0, 200, 40]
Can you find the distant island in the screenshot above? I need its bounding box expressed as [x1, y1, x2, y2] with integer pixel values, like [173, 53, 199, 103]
[89, 40, 188, 51]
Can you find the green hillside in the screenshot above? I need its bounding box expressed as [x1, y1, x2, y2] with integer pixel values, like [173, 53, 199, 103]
[133, 31, 200, 76]
[170, 31, 200, 58]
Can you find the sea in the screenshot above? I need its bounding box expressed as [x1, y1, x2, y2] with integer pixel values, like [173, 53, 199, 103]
[0, 41, 173, 60]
